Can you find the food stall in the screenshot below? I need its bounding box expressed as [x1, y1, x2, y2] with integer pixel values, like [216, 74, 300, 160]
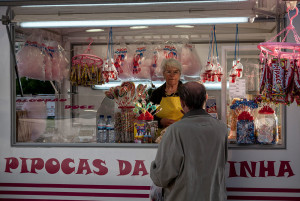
[0, 0, 300, 200]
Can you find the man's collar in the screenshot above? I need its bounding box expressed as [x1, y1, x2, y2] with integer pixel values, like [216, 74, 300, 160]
[182, 108, 209, 119]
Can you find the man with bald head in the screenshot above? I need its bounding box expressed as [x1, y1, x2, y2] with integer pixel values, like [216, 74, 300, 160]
[150, 81, 228, 201]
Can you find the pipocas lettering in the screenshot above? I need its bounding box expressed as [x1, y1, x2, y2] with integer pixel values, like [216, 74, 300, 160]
[4, 157, 148, 176]
[228, 160, 295, 177]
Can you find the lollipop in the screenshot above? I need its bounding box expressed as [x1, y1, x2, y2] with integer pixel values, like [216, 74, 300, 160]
[105, 91, 115, 99]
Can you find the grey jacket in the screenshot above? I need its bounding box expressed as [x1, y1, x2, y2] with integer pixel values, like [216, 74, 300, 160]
[150, 109, 228, 201]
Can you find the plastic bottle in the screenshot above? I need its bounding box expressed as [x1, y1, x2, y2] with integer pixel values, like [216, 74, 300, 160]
[106, 115, 115, 143]
[97, 115, 105, 143]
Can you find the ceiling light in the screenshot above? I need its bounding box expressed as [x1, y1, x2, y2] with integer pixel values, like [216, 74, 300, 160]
[175, 25, 195, 28]
[21, 0, 248, 8]
[130, 26, 149, 30]
[86, 29, 104, 32]
[20, 17, 249, 28]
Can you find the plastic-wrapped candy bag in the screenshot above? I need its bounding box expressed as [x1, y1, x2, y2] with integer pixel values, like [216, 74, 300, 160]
[229, 60, 238, 83]
[114, 44, 133, 80]
[151, 46, 164, 81]
[255, 106, 278, 144]
[48, 44, 60, 81]
[130, 46, 152, 80]
[236, 111, 255, 144]
[56, 45, 69, 82]
[180, 44, 202, 80]
[48, 41, 69, 82]
[103, 58, 118, 83]
[210, 56, 223, 82]
[152, 44, 181, 81]
[272, 58, 286, 103]
[43, 44, 53, 81]
[200, 61, 213, 83]
[150, 182, 163, 201]
[16, 32, 45, 80]
[235, 59, 243, 78]
[41, 34, 54, 81]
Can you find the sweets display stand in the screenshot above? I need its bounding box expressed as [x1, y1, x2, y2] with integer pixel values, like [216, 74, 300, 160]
[257, 6, 300, 105]
[70, 38, 104, 86]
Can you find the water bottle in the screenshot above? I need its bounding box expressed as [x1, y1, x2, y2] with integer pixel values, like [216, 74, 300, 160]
[106, 115, 115, 143]
[97, 115, 105, 143]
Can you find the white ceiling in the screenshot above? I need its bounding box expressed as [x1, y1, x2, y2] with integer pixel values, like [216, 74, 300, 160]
[9, 0, 287, 44]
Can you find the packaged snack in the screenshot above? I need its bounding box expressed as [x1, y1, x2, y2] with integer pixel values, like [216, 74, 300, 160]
[264, 60, 274, 101]
[180, 44, 202, 80]
[114, 45, 133, 80]
[259, 60, 267, 94]
[236, 111, 255, 144]
[130, 46, 151, 80]
[272, 58, 286, 103]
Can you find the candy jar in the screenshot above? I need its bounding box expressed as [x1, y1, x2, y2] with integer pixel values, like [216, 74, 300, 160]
[255, 106, 278, 144]
[236, 111, 255, 144]
[146, 120, 158, 143]
[115, 106, 135, 143]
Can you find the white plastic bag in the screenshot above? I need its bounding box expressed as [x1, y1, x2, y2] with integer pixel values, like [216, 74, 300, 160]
[150, 182, 164, 201]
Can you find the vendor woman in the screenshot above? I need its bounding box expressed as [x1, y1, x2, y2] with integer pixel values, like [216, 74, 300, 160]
[150, 58, 184, 129]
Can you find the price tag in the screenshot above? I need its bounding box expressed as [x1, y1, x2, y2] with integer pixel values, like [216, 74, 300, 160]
[229, 78, 246, 98]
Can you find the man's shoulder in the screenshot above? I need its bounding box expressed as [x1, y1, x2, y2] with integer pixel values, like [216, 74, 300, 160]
[177, 113, 227, 129]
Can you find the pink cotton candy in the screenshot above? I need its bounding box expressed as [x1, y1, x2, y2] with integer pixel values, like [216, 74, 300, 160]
[151, 48, 165, 80]
[180, 44, 202, 79]
[114, 46, 133, 80]
[54, 46, 69, 82]
[59, 57, 69, 81]
[134, 57, 152, 80]
[47, 41, 61, 82]
[152, 45, 182, 81]
[118, 54, 133, 80]
[44, 49, 53, 80]
[22, 102, 47, 141]
[17, 32, 46, 81]
[51, 50, 61, 82]
[58, 46, 69, 82]
[130, 46, 152, 80]
[17, 45, 45, 80]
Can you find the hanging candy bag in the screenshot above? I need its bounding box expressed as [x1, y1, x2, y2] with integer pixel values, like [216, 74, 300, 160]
[16, 31, 45, 81]
[180, 43, 202, 80]
[271, 58, 286, 103]
[130, 45, 152, 80]
[114, 43, 133, 80]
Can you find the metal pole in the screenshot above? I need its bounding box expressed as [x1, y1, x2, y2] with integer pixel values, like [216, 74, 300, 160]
[2, 7, 24, 97]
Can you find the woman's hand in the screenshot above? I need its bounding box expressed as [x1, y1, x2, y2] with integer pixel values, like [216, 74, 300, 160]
[160, 118, 176, 128]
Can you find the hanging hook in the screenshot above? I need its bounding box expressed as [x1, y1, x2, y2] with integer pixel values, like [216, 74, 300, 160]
[287, 6, 299, 29]
[85, 37, 94, 54]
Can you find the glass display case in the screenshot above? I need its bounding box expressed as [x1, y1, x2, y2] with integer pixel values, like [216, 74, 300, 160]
[222, 45, 286, 149]
[13, 39, 285, 149]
